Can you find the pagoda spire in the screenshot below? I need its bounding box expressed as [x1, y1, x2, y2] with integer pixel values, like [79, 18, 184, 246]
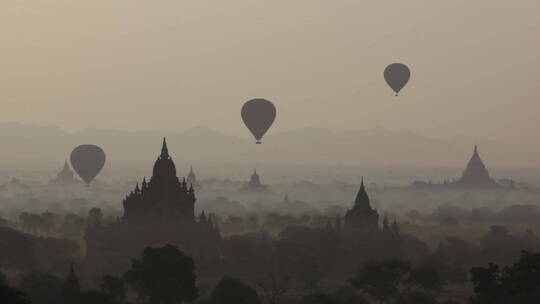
[142, 177, 147, 188]
[63, 262, 80, 304]
[161, 137, 169, 158]
[470, 145, 482, 163]
[462, 145, 489, 179]
[353, 177, 372, 210]
[182, 177, 187, 189]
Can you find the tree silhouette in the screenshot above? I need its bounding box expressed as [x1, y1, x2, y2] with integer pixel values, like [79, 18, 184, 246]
[470, 250, 540, 303]
[211, 276, 260, 304]
[18, 272, 63, 304]
[351, 259, 443, 304]
[0, 272, 30, 304]
[299, 260, 320, 290]
[469, 263, 502, 304]
[80, 290, 114, 304]
[257, 272, 289, 304]
[87, 208, 104, 228]
[0, 285, 30, 304]
[124, 244, 198, 304]
[100, 275, 126, 303]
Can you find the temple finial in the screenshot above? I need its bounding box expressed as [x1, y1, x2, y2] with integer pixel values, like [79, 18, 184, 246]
[353, 176, 371, 210]
[161, 137, 169, 158]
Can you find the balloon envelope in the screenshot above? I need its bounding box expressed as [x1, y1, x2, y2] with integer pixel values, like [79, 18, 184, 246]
[70, 145, 106, 185]
[241, 99, 276, 144]
[384, 63, 411, 96]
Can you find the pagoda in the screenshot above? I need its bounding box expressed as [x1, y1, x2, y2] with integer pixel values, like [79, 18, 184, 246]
[454, 145, 500, 188]
[50, 160, 79, 185]
[241, 169, 267, 192]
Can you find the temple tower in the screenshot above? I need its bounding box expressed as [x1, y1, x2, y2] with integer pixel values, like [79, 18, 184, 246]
[344, 178, 379, 231]
[456, 145, 499, 188]
[62, 263, 80, 304]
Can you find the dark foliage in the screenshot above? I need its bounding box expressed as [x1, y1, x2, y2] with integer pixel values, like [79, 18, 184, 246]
[0, 285, 30, 304]
[470, 250, 540, 304]
[299, 260, 320, 290]
[100, 275, 126, 303]
[124, 244, 199, 304]
[80, 290, 115, 304]
[210, 276, 260, 304]
[18, 272, 63, 304]
[351, 259, 444, 304]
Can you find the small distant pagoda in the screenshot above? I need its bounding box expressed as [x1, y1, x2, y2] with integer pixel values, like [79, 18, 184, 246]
[241, 169, 267, 192]
[454, 145, 500, 188]
[186, 166, 201, 189]
[411, 145, 501, 189]
[50, 160, 79, 185]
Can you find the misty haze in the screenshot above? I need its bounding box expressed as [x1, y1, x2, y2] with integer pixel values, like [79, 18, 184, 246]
[1, 1, 540, 304]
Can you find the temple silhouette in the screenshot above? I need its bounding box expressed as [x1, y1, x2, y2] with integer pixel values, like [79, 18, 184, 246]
[63, 263, 80, 304]
[122, 139, 196, 223]
[454, 145, 500, 188]
[240, 169, 267, 192]
[411, 145, 501, 189]
[344, 179, 380, 231]
[342, 179, 399, 234]
[85, 138, 220, 274]
[49, 160, 79, 185]
[186, 166, 201, 189]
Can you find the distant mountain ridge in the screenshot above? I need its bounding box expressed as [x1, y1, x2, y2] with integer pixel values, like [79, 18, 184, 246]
[0, 122, 537, 169]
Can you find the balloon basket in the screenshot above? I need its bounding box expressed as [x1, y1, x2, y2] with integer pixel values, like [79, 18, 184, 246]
[256, 141, 262, 144]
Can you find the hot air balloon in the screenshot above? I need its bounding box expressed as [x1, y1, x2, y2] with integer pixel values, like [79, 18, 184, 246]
[241, 98, 276, 144]
[384, 63, 411, 96]
[70, 145, 106, 186]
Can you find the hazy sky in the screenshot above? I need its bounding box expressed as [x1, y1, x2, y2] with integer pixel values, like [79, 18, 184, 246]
[1, 1, 539, 145]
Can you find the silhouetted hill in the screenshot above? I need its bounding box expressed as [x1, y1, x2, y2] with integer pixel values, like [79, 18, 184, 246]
[0, 123, 537, 169]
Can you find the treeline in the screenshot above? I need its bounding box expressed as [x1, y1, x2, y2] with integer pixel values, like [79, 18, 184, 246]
[2, 244, 540, 303]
